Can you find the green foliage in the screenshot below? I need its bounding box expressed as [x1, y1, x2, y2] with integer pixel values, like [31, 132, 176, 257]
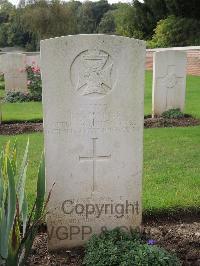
[26, 65, 42, 101]
[98, 10, 116, 34]
[0, 0, 200, 48]
[133, 0, 168, 39]
[0, 75, 4, 82]
[0, 140, 46, 266]
[133, 0, 200, 40]
[4, 92, 33, 103]
[0, 83, 5, 91]
[0, 23, 9, 47]
[149, 15, 200, 48]
[21, 0, 80, 47]
[98, 4, 144, 39]
[165, 0, 200, 20]
[113, 4, 141, 38]
[161, 108, 184, 119]
[4, 66, 42, 103]
[77, 0, 110, 33]
[84, 228, 181, 266]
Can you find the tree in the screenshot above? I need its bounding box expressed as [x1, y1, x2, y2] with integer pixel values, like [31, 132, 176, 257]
[114, 3, 143, 38]
[149, 15, 200, 48]
[98, 10, 116, 34]
[0, 0, 14, 46]
[22, 0, 79, 48]
[133, 0, 168, 39]
[165, 0, 200, 20]
[77, 0, 110, 33]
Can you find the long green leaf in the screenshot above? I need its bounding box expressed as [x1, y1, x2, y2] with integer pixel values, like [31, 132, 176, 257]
[21, 155, 45, 265]
[10, 140, 17, 178]
[0, 205, 8, 259]
[34, 155, 45, 221]
[0, 152, 4, 205]
[7, 159, 16, 234]
[7, 216, 20, 266]
[21, 193, 28, 237]
[16, 139, 29, 214]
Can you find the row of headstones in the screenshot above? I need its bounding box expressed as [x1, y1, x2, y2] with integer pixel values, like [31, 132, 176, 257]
[0, 53, 40, 93]
[40, 35, 187, 249]
[0, 50, 186, 117]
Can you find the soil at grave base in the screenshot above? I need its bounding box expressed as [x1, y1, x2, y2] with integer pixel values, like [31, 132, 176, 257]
[0, 122, 43, 135]
[1, 116, 200, 135]
[27, 219, 200, 266]
[144, 116, 200, 128]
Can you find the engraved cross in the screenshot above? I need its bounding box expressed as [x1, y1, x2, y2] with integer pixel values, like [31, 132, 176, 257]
[79, 138, 111, 192]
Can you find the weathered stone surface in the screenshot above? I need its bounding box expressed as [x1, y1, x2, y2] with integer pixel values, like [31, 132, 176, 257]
[0, 53, 27, 93]
[152, 50, 187, 116]
[25, 52, 41, 67]
[41, 34, 145, 249]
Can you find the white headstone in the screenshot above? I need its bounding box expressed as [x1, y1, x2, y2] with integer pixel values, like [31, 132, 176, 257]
[0, 53, 27, 93]
[152, 50, 187, 116]
[41, 35, 145, 249]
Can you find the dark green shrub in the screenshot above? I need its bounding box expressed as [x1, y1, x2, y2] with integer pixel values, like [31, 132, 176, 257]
[148, 15, 200, 48]
[84, 228, 181, 266]
[162, 108, 184, 119]
[0, 83, 5, 90]
[4, 91, 32, 103]
[0, 74, 4, 82]
[0, 74, 5, 90]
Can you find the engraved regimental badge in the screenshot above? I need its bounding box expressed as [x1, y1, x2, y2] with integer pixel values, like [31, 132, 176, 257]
[71, 49, 113, 97]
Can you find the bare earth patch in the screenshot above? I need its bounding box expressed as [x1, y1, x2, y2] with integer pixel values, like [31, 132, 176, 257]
[1, 116, 200, 135]
[27, 219, 200, 266]
[144, 116, 200, 128]
[0, 122, 43, 135]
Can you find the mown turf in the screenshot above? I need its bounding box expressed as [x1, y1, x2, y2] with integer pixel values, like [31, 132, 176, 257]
[144, 126, 200, 215]
[0, 133, 44, 207]
[2, 102, 42, 122]
[1, 72, 200, 122]
[0, 88, 4, 98]
[185, 75, 200, 118]
[0, 128, 199, 214]
[0, 72, 200, 215]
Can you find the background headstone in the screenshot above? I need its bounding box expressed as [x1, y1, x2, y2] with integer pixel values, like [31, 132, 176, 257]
[25, 52, 41, 68]
[0, 53, 27, 93]
[152, 50, 187, 116]
[41, 34, 145, 249]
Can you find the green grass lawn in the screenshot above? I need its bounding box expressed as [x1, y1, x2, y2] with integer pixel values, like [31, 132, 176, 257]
[0, 88, 4, 98]
[0, 72, 200, 216]
[0, 87, 42, 122]
[2, 102, 42, 122]
[144, 126, 200, 214]
[0, 134, 44, 208]
[1, 71, 200, 122]
[0, 128, 199, 215]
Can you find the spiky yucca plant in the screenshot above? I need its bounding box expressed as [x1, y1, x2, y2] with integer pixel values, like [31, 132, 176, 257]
[0, 140, 47, 266]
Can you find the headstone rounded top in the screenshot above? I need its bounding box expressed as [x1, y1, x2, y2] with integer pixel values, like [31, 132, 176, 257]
[40, 34, 145, 47]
